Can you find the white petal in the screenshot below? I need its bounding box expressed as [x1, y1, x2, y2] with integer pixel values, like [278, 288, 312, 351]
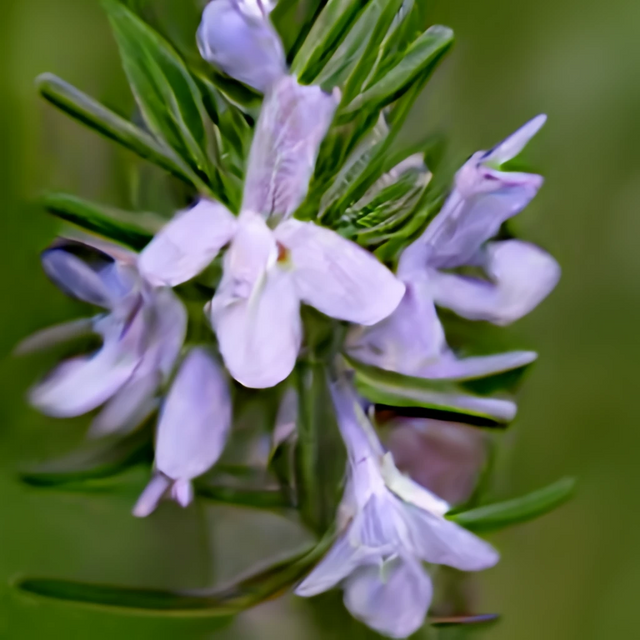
[295, 531, 378, 597]
[171, 479, 194, 508]
[139, 199, 237, 287]
[133, 473, 171, 518]
[404, 505, 499, 571]
[430, 240, 561, 325]
[484, 114, 547, 165]
[148, 288, 189, 380]
[276, 219, 405, 325]
[345, 272, 446, 375]
[221, 210, 278, 293]
[211, 266, 301, 388]
[418, 350, 538, 380]
[89, 370, 159, 437]
[343, 556, 432, 639]
[29, 317, 142, 418]
[155, 347, 232, 481]
[380, 453, 450, 517]
[243, 77, 338, 219]
[197, 0, 285, 92]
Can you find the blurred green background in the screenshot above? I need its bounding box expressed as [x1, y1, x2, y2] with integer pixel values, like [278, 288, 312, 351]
[1, 0, 639, 638]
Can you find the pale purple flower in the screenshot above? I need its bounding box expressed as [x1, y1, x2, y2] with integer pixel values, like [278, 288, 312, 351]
[133, 347, 232, 517]
[347, 116, 560, 386]
[141, 78, 405, 388]
[296, 381, 498, 638]
[197, 0, 285, 93]
[25, 239, 186, 436]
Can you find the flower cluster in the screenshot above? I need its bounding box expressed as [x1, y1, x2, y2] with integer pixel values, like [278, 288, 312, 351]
[21, 0, 561, 636]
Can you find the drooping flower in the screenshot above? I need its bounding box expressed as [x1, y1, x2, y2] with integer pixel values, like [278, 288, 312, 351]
[296, 380, 498, 638]
[25, 238, 186, 436]
[140, 14, 405, 389]
[347, 116, 560, 382]
[133, 346, 232, 517]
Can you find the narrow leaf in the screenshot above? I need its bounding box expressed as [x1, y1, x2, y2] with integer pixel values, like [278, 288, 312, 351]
[320, 71, 442, 225]
[346, 356, 517, 427]
[104, 0, 231, 204]
[19, 430, 153, 488]
[449, 477, 576, 533]
[196, 482, 293, 510]
[292, 0, 367, 84]
[42, 193, 163, 250]
[315, 0, 405, 93]
[36, 73, 204, 189]
[430, 614, 500, 628]
[336, 0, 405, 102]
[339, 25, 454, 121]
[16, 534, 334, 614]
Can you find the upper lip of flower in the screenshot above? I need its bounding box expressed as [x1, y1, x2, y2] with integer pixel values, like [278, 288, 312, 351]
[139, 75, 406, 390]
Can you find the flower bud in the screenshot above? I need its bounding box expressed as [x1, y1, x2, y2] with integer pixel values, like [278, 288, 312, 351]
[197, 0, 286, 93]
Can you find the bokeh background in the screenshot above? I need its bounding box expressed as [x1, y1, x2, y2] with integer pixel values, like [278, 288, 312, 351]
[1, 0, 639, 638]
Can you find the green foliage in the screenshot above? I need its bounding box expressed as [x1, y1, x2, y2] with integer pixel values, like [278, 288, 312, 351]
[449, 477, 577, 533]
[291, 0, 368, 84]
[339, 25, 454, 121]
[103, 0, 234, 206]
[36, 73, 205, 190]
[16, 536, 332, 615]
[42, 193, 163, 250]
[19, 429, 153, 488]
[347, 355, 517, 428]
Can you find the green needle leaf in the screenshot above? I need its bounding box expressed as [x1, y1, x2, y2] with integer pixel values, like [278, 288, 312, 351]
[195, 482, 293, 510]
[449, 477, 577, 533]
[19, 430, 153, 488]
[15, 533, 335, 615]
[339, 25, 454, 121]
[103, 0, 231, 204]
[36, 73, 205, 190]
[291, 0, 367, 84]
[42, 193, 164, 250]
[346, 355, 517, 428]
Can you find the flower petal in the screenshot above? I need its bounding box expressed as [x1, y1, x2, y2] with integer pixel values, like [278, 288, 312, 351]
[132, 473, 171, 518]
[139, 199, 237, 287]
[430, 240, 561, 325]
[155, 347, 232, 481]
[276, 219, 405, 325]
[295, 532, 378, 597]
[483, 114, 547, 166]
[29, 343, 138, 418]
[42, 247, 118, 308]
[89, 370, 160, 437]
[420, 168, 544, 270]
[345, 272, 445, 375]
[404, 504, 499, 571]
[343, 556, 432, 639]
[148, 288, 189, 381]
[419, 350, 538, 380]
[243, 77, 338, 220]
[197, 0, 285, 92]
[90, 289, 187, 437]
[29, 313, 144, 418]
[402, 119, 546, 271]
[211, 266, 301, 388]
